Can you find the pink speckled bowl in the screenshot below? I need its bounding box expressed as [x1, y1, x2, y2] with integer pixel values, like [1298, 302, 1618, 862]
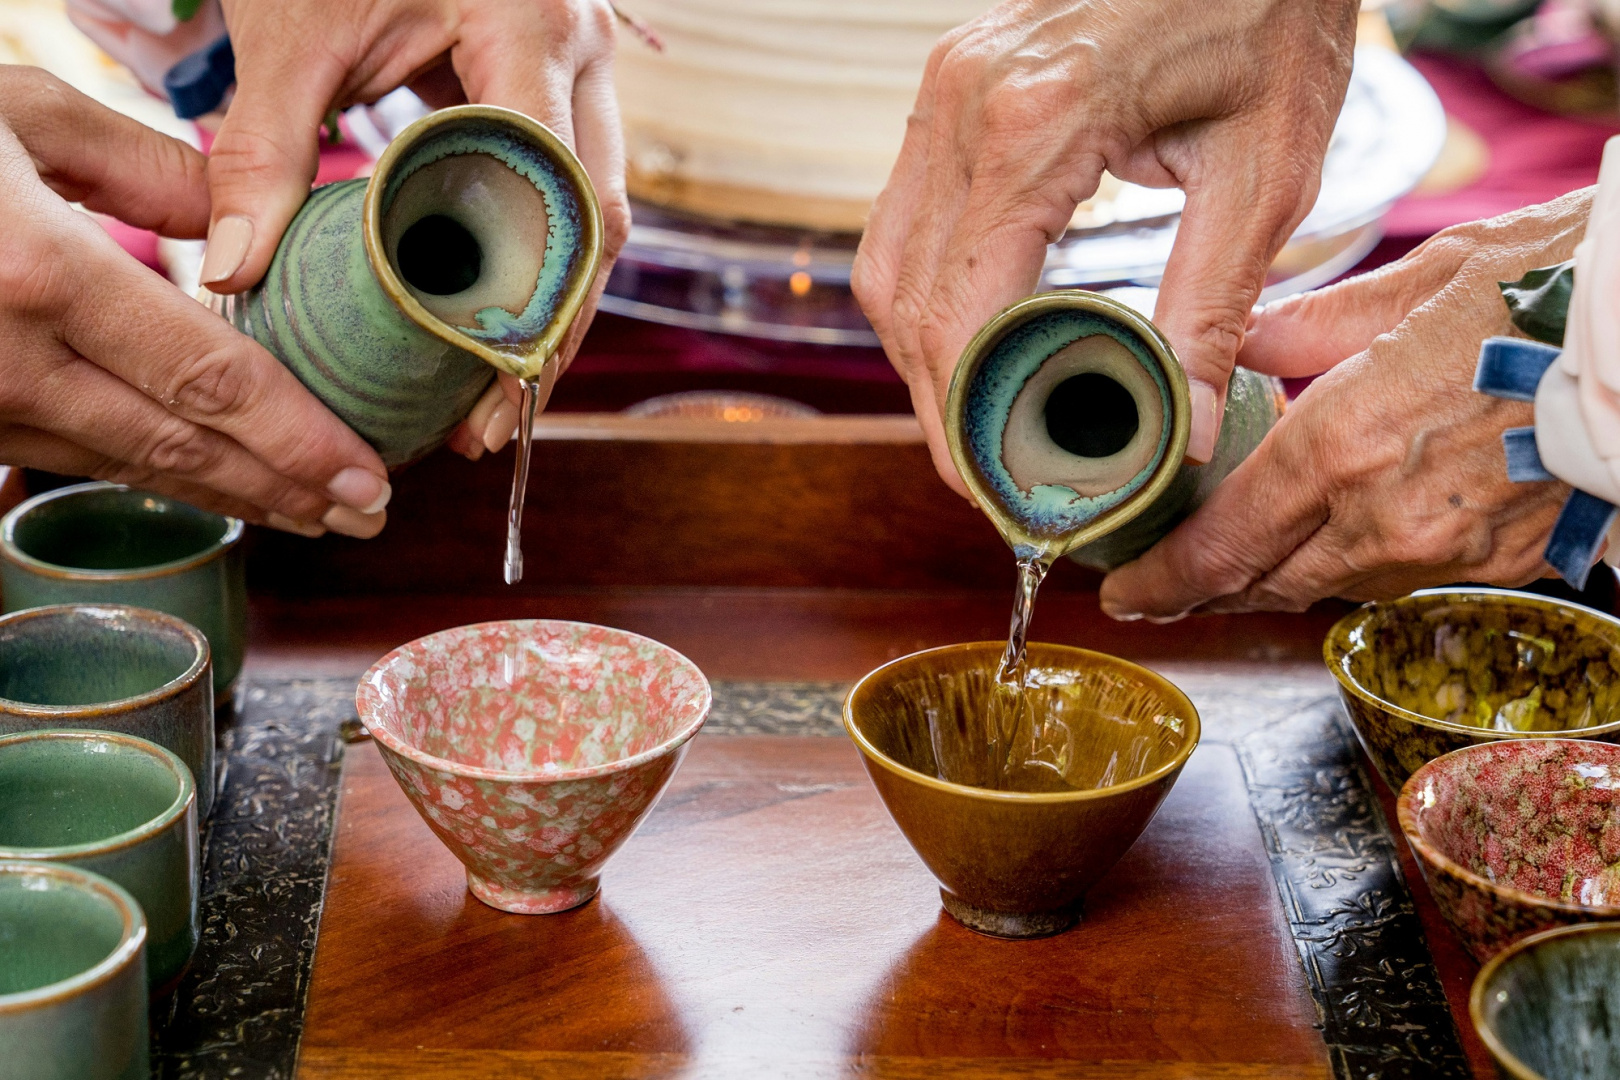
[1398, 738, 1620, 962]
[357, 620, 710, 914]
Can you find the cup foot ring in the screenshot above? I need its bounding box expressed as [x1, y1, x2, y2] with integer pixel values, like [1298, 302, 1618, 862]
[466, 873, 599, 915]
[940, 890, 1081, 939]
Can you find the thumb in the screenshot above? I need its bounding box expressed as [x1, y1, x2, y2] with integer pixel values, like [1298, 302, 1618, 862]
[1239, 245, 1466, 378]
[2, 68, 209, 237]
[200, 52, 338, 293]
[1153, 147, 1316, 463]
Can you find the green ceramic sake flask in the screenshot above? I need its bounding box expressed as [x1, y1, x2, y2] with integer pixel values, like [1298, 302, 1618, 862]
[208, 105, 604, 467]
[945, 290, 1282, 569]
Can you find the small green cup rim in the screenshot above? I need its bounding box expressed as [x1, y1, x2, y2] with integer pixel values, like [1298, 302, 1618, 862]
[0, 481, 243, 583]
[0, 860, 146, 1014]
[1469, 920, 1620, 1080]
[0, 729, 194, 860]
[1324, 587, 1620, 741]
[0, 604, 210, 718]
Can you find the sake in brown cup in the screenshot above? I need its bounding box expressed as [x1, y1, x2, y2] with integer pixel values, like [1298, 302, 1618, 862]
[844, 642, 1199, 939]
[1399, 738, 1620, 963]
[1326, 588, 1620, 792]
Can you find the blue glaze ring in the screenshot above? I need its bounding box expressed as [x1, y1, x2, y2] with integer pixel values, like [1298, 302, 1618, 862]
[962, 309, 1172, 540]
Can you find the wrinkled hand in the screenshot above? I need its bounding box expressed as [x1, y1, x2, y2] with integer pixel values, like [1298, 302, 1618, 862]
[0, 67, 390, 537]
[1099, 190, 1597, 620]
[205, 0, 630, 460]
[851, 0, 1357, 494]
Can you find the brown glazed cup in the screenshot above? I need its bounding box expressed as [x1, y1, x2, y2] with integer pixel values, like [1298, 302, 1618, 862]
[845, 642, 1199, 938]
[1326, 588, 1620, 792]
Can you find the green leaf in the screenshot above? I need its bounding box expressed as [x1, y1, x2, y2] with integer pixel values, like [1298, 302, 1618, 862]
[1499, 260, 1574, 346]
[172, 0, 204, 20]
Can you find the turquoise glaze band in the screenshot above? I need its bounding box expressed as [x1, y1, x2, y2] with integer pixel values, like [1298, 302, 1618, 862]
[382, 123, 587, 347]
[962, 310, 1172, 542]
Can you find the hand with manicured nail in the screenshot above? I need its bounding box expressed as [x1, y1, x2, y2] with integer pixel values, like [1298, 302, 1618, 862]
[0, 67, 391, 539]
[1098, 190, 1596, 621]
[203, 0, 630, 462]
[849, 0, 1358, 495]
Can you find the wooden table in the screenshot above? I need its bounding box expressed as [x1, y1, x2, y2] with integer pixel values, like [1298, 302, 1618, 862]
[264, 591, 1500, 1080]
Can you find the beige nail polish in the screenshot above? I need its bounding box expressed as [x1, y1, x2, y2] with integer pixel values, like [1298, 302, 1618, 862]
[265, 512, 327, 538]
[200, 215, 254, 284]
[1186, 380, 1219, 464]
[326, 467, 391, 514]
[483, 401, 520, 453]
[322, 505, 387, 539]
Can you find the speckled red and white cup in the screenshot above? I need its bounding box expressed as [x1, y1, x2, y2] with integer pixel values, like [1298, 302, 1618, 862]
[357, 620, 711, 914]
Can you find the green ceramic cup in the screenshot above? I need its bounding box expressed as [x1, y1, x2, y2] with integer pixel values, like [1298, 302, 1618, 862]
[0, 481, 245, 710]
[0, 604, 215, 817]
[0, 860, 148, 1080]
[0, 730, 198, 994]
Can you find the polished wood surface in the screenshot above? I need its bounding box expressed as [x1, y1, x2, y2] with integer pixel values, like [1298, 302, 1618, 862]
[299, 734, 1330, 1078]
[246, 590, 1352, 682]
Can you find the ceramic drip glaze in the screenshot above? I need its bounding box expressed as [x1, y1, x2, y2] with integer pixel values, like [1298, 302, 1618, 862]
[961, 309, 1174, 551]
[357, 619, 710, 914]
[844, 641, 1199, 938]
[1400, 738, 1620, 961]
[211, 105, 603, 471]
[1473, 924, 1620, 1080]
[1328, 589, 1620, 790]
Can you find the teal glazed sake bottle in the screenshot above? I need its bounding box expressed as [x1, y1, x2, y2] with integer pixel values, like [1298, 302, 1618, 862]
[946, 290, 1282, 569]
[207, 105, 604, 467]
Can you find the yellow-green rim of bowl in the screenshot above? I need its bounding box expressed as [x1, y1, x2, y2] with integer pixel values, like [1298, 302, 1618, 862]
[1324, 587, 1620, 740]
[1469, 921, 1620, 1080]
[943, 290, 1192, 560]
[842, 641, 1200, 804]
[1397, 739, 1620, 921]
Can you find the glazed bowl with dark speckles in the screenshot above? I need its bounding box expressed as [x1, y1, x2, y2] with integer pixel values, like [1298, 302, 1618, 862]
[1399, 738, 1620, 962]
[1471, 922, 1620, 1080]
[844, 642, 1199, 939]
[1326, 588, 1620, 791]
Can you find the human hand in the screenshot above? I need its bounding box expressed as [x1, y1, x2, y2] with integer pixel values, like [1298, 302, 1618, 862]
[0, 68, 392, 536]
[203, 0, 630, 460]
[1098, 190, 1596, 620]
[851, 0, 1359, 495]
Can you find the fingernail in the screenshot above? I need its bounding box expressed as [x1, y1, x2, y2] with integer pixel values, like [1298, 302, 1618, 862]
[1099, 598, 1143, 622]
[265, 512, 326, 538]
[1146, 612, 1188, 625]
[199, 215, 253, 284]
[483, 401, 519, 453]
[327, 468, 391, 514]
[1187, 380, 1219, 464]
[322, 505, 387, 539]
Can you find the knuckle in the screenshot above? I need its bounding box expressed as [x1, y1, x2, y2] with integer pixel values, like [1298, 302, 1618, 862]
[0, 234, 76, 316]
[141, 421, 221, 476]
[163, 350, 253, 418]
